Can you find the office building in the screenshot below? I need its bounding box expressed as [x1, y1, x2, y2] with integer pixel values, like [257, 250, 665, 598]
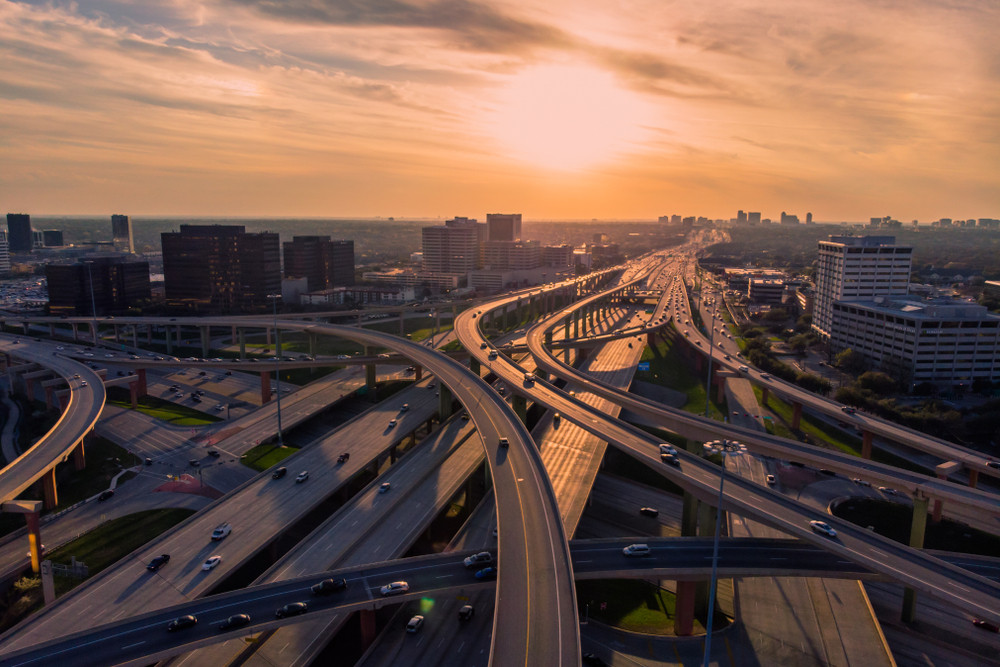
[42, 230, 64, 247]
[829, 296, 1000, 387]
[161, 225, 280, 311]
[46, 257, 151, 316]
[486, 213, 522, 242]
[421, 224, 478, 274]
[0, 232, 10, 275]
[283, 236, 355, 292]
[112, 214, 135, 254]
[724, 268, 786, 292]
[813, 236, 912, 339]
[302, 285, 414, 306]
[780, 211, 800, 225]
[482, 240, 541, 271]
[6, 214, 32, 253]
[446, 216, 487, 268]
[748, 279, 785, 304]
[542, 244, 573, 267]
[748, 211, 761, 225]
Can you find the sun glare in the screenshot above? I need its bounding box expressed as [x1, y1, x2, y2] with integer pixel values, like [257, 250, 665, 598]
[490, 64, 650, 171]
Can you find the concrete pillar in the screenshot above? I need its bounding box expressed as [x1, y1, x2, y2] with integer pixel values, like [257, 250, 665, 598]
[26, 511, 42, 574]
[415, 365, 423, 381]
[470, 358, 480, 376]
[438, 384, 453, 419]
[390, 445, 398, 464]
[968, 468, 979, 488]
[113, 324, 120, 343]
[399, 312, 406, 337]
[238, 328, 246, 359]
[166, 326, 173, 355]
[261, 372, 272, 404]
[902, 495, 929, 623]
[24, 376, 35, 399]
[308, 333, 316, 360]
[791, 401, 803, 430]
[200, 327, 211, 358]
[675, 580, 696, 636]
[862, 430, 873, 459]
[44, 385, 54, 411]
[544, 331, 553, 347]
[512, 395, 527, 424]
[39, 468, 58, 510]
[129, 381, 139, 408]
[71, 323, 79, 342]
[266, 326, 272, 347]
[360, 609, 377, 648]
[146, 324, 152, 345]
[761, 387, 769, 405]
[681, 493, 699, 537]
[136, 368, 148, 396]
[564, 318, 570, 340]
[717, 377, 726, 403]
[365, 364, 376, 399]
[573, 312, 580, 338]
[89, 322, 97, 344]
[72, 440, 86, 471]
[231, 325, 237, 346]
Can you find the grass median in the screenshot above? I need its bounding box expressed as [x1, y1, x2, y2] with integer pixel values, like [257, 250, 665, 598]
[241, 443, 300, 472]
[577, 579, 720, 635]
[106, 387, 221, 426]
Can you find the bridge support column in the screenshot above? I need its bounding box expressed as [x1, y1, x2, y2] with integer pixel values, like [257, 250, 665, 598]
[399, 311, 406, 337]
[146, 324, 153, 345]
[360, 609, 377, 649]
[512, 395, 527, 424]
[415, 366, 423, 381]
[438, 384, 453, 420]
[390, 444, 398, 463]
[968, 468, 979, 488]
[89, 322, 98, 344]
[71, 323, 79, 342]
[44, 385, 55, 411]
[902, 495, 929, 624]
[26, 510, 42, 574]
[675, 580, 696, 636]
[861, 430, 873, 459]
[238, 328, 246, 359]
[365, 364, 377, 400]
[694, 501, 717, 620]
[165, 326, 172, 355]
[308, 333, 317, 361]
[129, 380, 140, 408]
[72, 439, 86, 471]
[261, 372, 272, 404]
[113, 324, 120, 343]
[573, 312, 580, 338]
[544, 331, 553, 347]
[136, 368, 148, 396]
[469, 358, 480, 376]
[563, 318, 570, 340]
[200, 327, 211, 358]
[791, 401, 803, 430]
[761, 387, 769, 405]
[39, 468, 58, 510]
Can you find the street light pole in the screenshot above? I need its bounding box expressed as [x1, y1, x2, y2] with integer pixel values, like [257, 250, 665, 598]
[85, 261, 98, 345]
[704, 310, 717, 418]
[268, 294, 284, 447]
[701, 439, 742, 667]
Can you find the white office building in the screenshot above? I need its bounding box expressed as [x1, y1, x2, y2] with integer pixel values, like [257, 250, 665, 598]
[830, 296, 1000, 387]
[813, 236, 912, 339]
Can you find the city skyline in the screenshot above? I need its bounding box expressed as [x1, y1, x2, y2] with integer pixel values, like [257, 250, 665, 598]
[2, 0, 999, 219]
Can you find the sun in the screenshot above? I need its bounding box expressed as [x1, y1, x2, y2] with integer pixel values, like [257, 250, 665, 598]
[489, 64, 650, 171]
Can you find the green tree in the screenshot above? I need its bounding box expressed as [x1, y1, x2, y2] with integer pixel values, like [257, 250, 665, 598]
[857, 371, 896, 396]
[834, 348, 867, 376]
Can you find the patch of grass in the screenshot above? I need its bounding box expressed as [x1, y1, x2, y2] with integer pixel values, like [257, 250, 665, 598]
[0, 508, 195, 632]
[636, 330, 725, 420]
[52, 436, 142, 508]
[106, 387, 221, 426]
[577, 579, 723, 635]
[755, 387, 931, 474]
[362, 316, 453, 341]
[242, 443, 300, 472]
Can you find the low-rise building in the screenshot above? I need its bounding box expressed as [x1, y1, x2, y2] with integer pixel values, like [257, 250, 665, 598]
[829, 295, 1000, 388]
[748, 278, 785, 304]
[301, 285, 414, 306]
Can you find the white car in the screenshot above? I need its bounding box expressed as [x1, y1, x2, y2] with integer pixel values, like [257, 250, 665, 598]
[809, 520, 837, 538]
[202, 555, 222, 571]
[622, 543, 651, 557]
[211, 523, 232, 541]
[296, 471, 310, 483]
[406, 615, 424, 633]
[387, 419, 397, 429]
[463, 551, 493, 568]
[852, 478, 872, 487]
[379, 482, 391, 493]
[765, 474, 776, 486]
[878, 486, 898, 496]
[380, 581, 409, 597]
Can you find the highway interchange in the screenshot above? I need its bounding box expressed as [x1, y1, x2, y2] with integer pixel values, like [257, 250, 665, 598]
[0, 249, 999, 666]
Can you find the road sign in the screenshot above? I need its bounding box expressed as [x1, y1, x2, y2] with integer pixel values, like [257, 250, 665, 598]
[637, 362, 650, 371]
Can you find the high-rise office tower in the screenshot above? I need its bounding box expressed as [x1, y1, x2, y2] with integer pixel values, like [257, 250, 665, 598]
[283, 236, 355, 292]
[6, 213, 32, 253]
[46, 257, 151, 316]
[161, 225, 280, 311]
[812, 235, 912, 339]
[421, 224, 479, 274]
[112, 214, 135, 254]
[486, 213, 522, 242]
[0, 231, 10, 275]
[42, 230, 64, 247]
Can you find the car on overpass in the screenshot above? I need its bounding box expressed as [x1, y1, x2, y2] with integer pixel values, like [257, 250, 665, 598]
[622, 544, 651, 557]
[218, 614, 251, 631]
[311, 578, 347, 595]
[166, 615, 197, 632]
[147, 554, 170, 571]
[809, 520, 837, 538]
[380, 581, 409, 597]
[463, 552, 493, 568]
[275, 602, 308, 618]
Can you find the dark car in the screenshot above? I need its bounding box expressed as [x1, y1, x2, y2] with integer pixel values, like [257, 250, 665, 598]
[582, 653, 607, 666]
[144, 457, 153, 466]
[639, 507, 659, 517]
[311, 578, 347, 595]
[189, 459, 200, 467]
[474, 566, 498, 580]
[272, 466, 288, 479]
[97, 489, 115, 502]
[458, 604, 475, 621]
[167, 615, 197, 632]
[208, 450, 221, 458]
[218, 614, 251, 631]
[973, 618, 1000, 633]
[275, 602, 308, 618]
[147, 554, 170, 571]
[337, 452, 350, 465]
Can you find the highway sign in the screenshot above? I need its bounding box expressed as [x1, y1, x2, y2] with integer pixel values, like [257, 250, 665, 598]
[637, 362, 650, 371]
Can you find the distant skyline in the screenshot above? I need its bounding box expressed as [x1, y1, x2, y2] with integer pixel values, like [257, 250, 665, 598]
[2, 0, 999, 220]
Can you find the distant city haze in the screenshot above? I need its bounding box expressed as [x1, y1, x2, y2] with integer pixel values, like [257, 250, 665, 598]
[2, 1, 998, 219]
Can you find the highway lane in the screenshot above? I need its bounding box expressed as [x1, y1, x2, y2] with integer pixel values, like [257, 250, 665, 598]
[670, 278, 1000, 481]
[0, 335, 105, 502]
[3, 316, 581, 667]
[457, 260, 1000, 625]
[0, 380, 442, 653]
[3, 538, 994, 667]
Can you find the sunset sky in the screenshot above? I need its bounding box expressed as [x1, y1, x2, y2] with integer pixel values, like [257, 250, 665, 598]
[2, 0, 998, 220]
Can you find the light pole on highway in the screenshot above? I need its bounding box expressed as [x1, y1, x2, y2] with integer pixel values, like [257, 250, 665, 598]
[85, 261, 98, 345]
[267, 294, 284, 447]
[701, 439, 743, 667]
[704, 311, 717, 418]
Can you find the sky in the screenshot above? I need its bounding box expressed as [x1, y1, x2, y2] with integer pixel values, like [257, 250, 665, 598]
[2, 0, 999, 221]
